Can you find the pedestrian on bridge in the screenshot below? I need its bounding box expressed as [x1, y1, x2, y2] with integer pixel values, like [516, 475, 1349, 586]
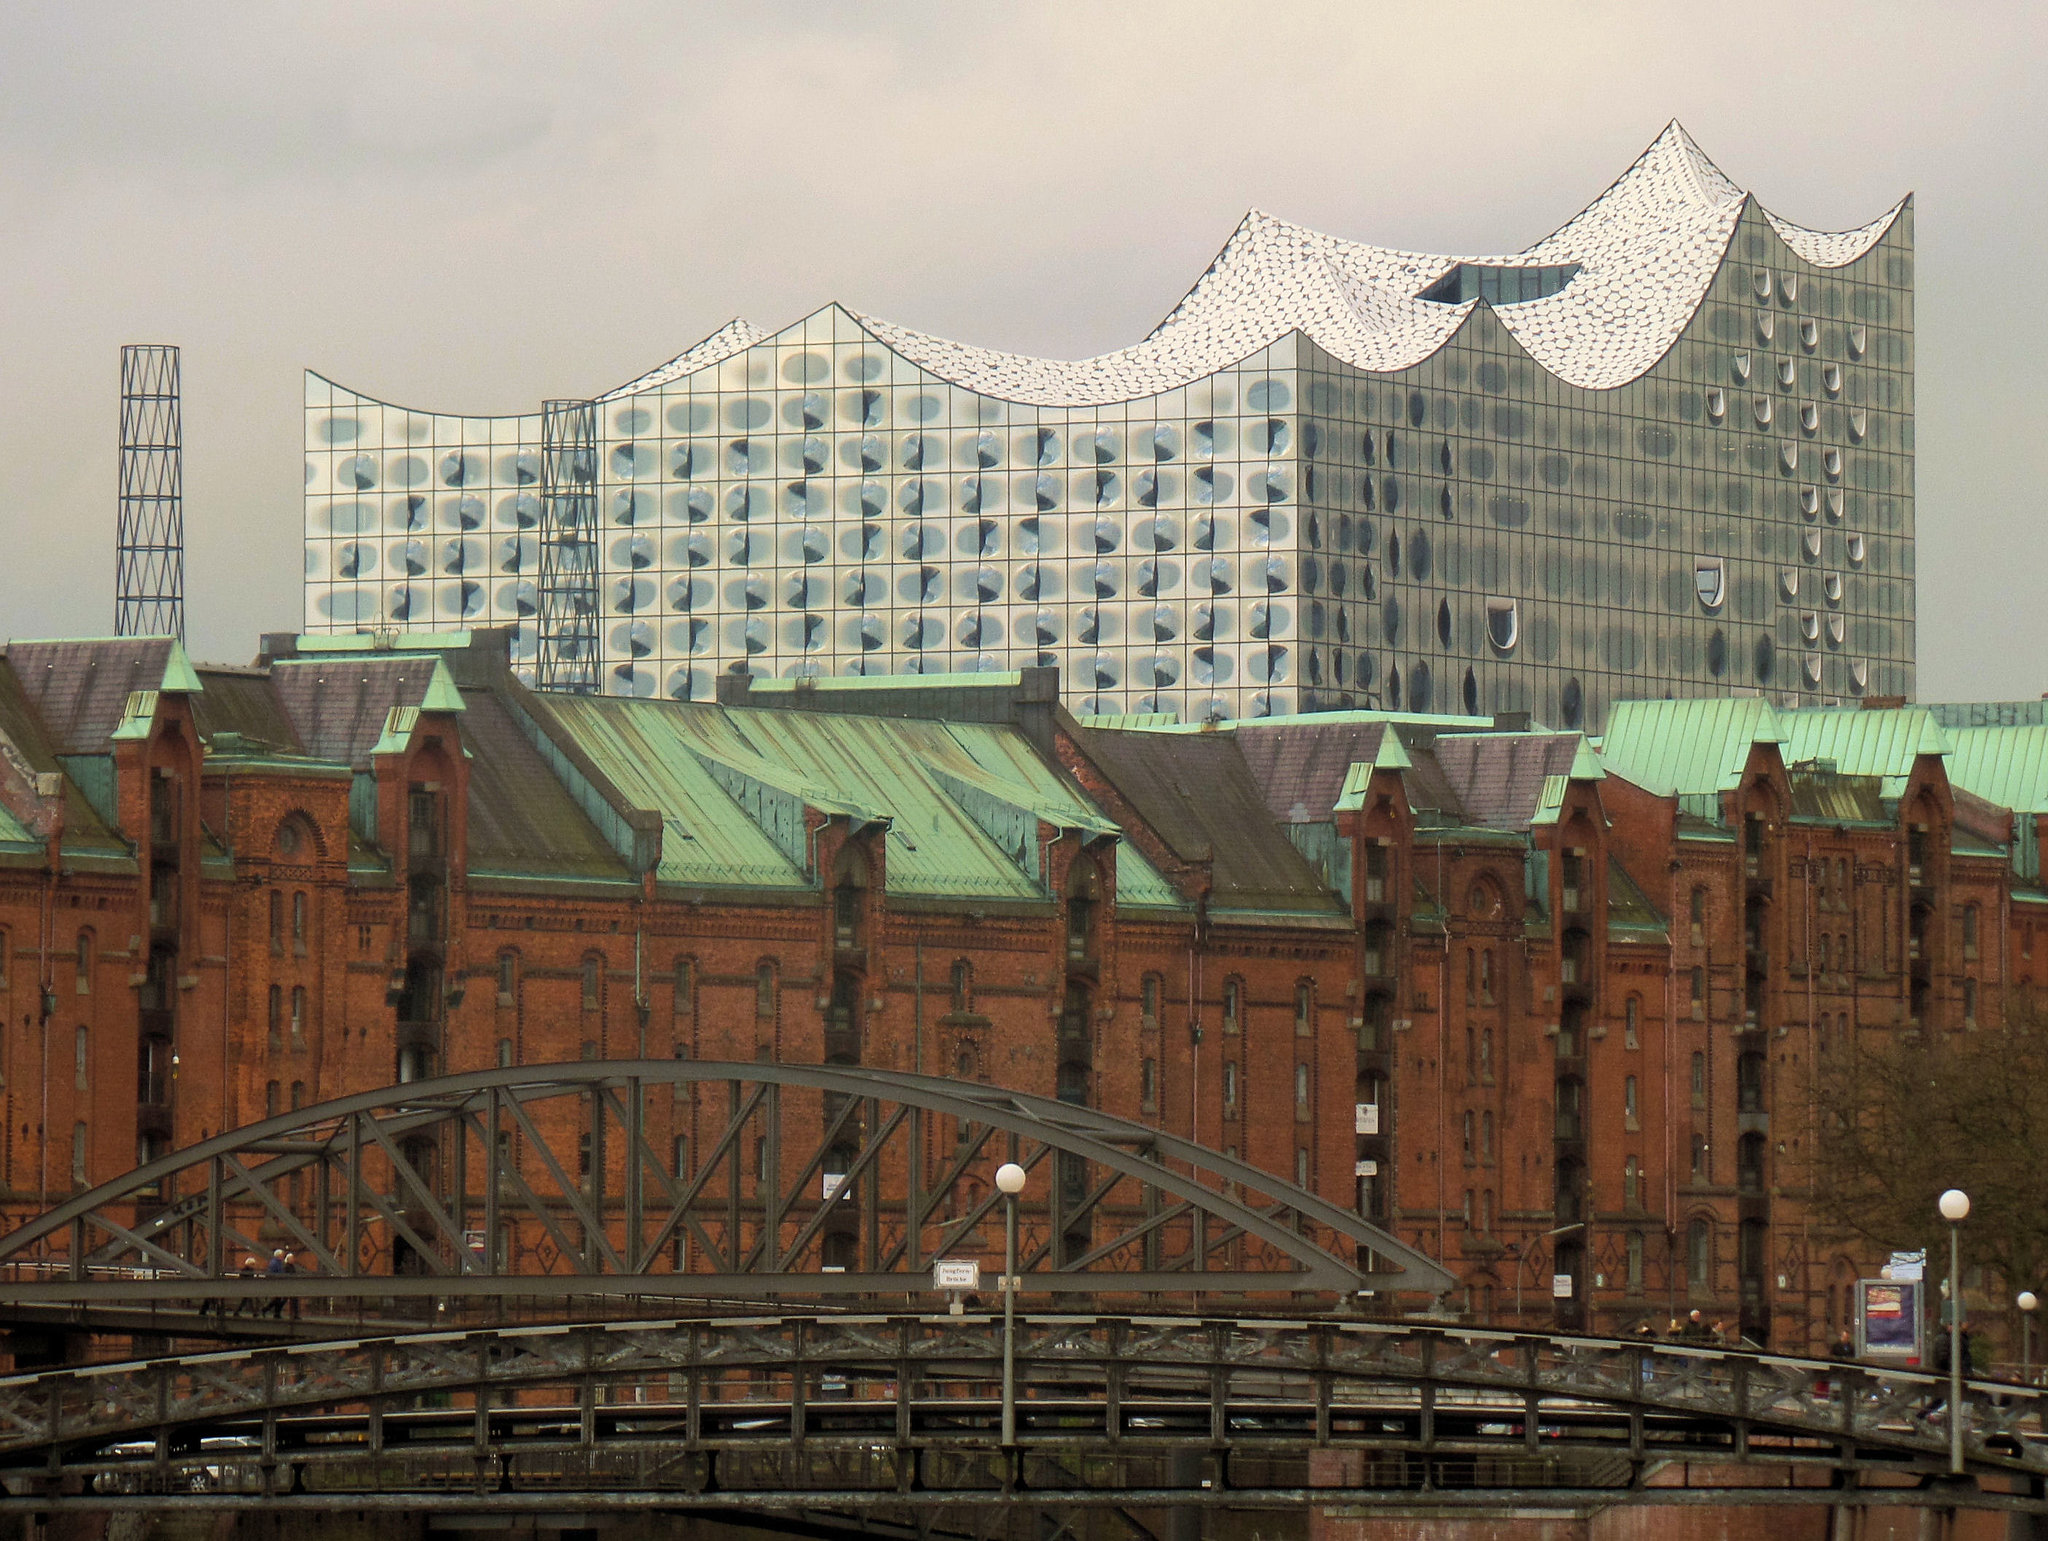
[232, 1256, 261, 1316]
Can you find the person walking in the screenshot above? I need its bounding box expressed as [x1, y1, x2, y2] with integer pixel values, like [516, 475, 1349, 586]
[263, 1248, 288, 1319]
[232, 1256, 262, 1316]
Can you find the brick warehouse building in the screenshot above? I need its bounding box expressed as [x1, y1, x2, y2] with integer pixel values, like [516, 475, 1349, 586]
[1, 626, 2045, 1350]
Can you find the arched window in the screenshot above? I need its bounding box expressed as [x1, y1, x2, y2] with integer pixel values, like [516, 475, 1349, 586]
[1624, 995, 1641, 1049]
[292, 892, 307, 951]
[1479, 949, 1495, 1003]
[1294, 1062, 1311, 1120]
[75, 931, 93, 995]
[1690, 1050, 1706, 1107]
[1623, 1155, 1640, 1209]
[1294, 982, 1313, 1036]
[495, 951, 518, 1004]
[1687, 1218, 1712, 1287]
[1479, 1029, 1494, 1082]
[1624, 1073, 1639, 1128]
[290, 986, 306, 1043]
[71, 1122, 87, 1186]
[74, 1026, 88, 1090]
[290, 1080, 306, 1110]
[1222, 978, 1242, 1034]
[265, 1080, 281, 1119]
[755, 960, 777, 1019]
[1222, 1060, 1239, 1117]
[1465, 950, 1477, 1005]
[581, 954, 601, 1010]
[1963, 904, 1981, 960]
[951, 959, 973, 1013]
[1964, 978, 1979, 1025]
[267, 984, 282, 1051]
[1690, 887, 1706, 944]
[269, 892, 284, 952]
[1462, 1109, 1475, 1163]
[1690, 965, 1706, 1014]
[1481, 1110, 1494, 1162]
[1142, 974, 1161, 1023]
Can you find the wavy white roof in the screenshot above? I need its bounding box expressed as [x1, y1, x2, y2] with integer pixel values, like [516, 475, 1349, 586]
[584, 122, 1906, 411]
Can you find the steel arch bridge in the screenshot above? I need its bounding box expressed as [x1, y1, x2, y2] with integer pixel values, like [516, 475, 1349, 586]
[0, 1062, 1453, 1308]
[0, 1314, 2044, 1519]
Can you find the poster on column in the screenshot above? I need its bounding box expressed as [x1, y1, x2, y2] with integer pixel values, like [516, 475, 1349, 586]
[1857, 1278, 1923, 1364]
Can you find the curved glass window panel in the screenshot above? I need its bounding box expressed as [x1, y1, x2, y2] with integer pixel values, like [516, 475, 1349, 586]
[1753, 396, 1773, 428]
[725, 486, 767, 522]
[973, 430, 1003, 469]
[611, 619, 655, 658]
[1823, 572, 1843, 604]
[728, 529, 770, 566]
[394, 539, 429, 578]
[1409, 530, 1433, 581]
[1846, 534, 1866, 566]
[1197, 557, 1235, 595]
[1694, 558, 1726, 610]
[973, 566, 1003, 603]
[1822, 448, 1842, 479]
[1803, 530, 1823, 561]
[1090, 469, 1121, 507]
[1134, 515, 1178, 552]
[1136, 558, 1181, 597]
[1776, 358, 1797, 388]
[900, 434, 937, 471]
[677, 533, 712, 568]
[1193, 647, 1232, 685]
[1091, 518, 1121, 555]
[610, 534, 654, 571]
[1826, 613, 1845, 647]
[1146, 604, 1179, 642]
[1779, 569, 1799, 602]
[896, 566, 944, 605]
[1825, 487, 1844, 522]
[1800, 485, 1820, 518]
[840, 570, 885, 607]
[1800, 611, 1821, 643]
[1485, 597, 1518, 652]
[438, 451, 482, 488]
[785, 573, 826, 610]
[1029, 427, 1061, 466]
[1034, 474, 1062, 512]
[1250, 507, 1291, 546]
[1706, 388, 1726, 420]
[665, 575, 710, 612]
[1822, 362, 1843, 395]
[1382, 596, 1401, 644]
[1147, 424, 1182, 462]
[1754, 633, 1776, 684]
[1089, 562, 1120, 599]
[610, 576, 655, 614]
[1194, 467, 1233, 504]
[958, 477, 984, 515]
[338, 541, 375, 580]
[1030, 609, 1060, 646]
[498, 492, 542, 529]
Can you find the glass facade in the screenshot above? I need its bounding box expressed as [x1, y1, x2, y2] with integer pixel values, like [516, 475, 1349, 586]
[303, 137, 1912, 733]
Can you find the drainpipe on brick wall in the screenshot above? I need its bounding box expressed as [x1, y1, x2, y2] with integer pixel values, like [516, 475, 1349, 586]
[1186, 939, 1199, 1149]
[220, 763, 233, 1136]
[1804, 835, 1817, 1348]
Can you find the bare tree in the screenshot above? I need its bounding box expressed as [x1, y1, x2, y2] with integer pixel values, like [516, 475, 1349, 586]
[1811, 1001, 2048, 1300]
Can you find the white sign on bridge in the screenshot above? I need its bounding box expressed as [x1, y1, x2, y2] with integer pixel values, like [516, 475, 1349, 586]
[931, 1259, 981, 1291]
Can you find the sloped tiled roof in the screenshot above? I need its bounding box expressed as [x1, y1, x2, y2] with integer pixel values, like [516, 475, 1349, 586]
[2, 638, 202, 754]
[1232, 719, 1395, 824]
[1427, 733, 1591, 832]
[1068, 726, 1343, 916]
[458, 689, 630, 883]
[269, 656, 457, 768]
[192, 668, 305, 755]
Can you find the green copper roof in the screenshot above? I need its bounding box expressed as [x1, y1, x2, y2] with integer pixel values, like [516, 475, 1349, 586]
[1596, 697, 1787, 796]
[1779, 706, 1950, 784]
[295, 631, 474, 655]
[1947, 724, 2048, 814]
[159, 640, 204, 694]
[538, 695, 1182, 907]
[108, 689, 157, 742]
[419, 657, 467, 714]
[0, 798, 38, 854]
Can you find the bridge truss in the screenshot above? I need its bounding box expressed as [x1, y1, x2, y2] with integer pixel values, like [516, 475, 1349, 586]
[0, 1062, 1452, 1307]
[1, 1316, 2043, 1517]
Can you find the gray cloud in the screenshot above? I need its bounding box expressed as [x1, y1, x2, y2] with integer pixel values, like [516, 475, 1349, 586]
[0, 0, 2041, 700]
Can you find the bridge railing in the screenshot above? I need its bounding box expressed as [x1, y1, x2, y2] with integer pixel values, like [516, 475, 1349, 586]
[1, 1313, 2043, 1512]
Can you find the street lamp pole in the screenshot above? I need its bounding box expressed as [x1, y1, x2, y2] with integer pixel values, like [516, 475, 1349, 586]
[2019, 1291, 2038, 1385]
[996, 1162, 1028, 1450]
[1514, 1221, 1586, 1322]
[1939, 1187, 1970, 1476]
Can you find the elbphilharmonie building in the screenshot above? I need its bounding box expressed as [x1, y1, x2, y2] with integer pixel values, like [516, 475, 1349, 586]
[302, 124, 1912, 730]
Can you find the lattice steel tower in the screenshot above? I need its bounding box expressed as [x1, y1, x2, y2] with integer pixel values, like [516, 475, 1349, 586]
[535, 398, 600, 693]
[116, 345, 185, 641]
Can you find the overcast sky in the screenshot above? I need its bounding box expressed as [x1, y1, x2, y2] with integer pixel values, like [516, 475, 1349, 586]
[1, 2, 2040, 701]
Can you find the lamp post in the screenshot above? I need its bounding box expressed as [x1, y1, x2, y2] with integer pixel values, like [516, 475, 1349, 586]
[2019, 1291, 2039, 1385]
[995, 1161, 1028, 1450]
[1939, 1187, 1970, 1475]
